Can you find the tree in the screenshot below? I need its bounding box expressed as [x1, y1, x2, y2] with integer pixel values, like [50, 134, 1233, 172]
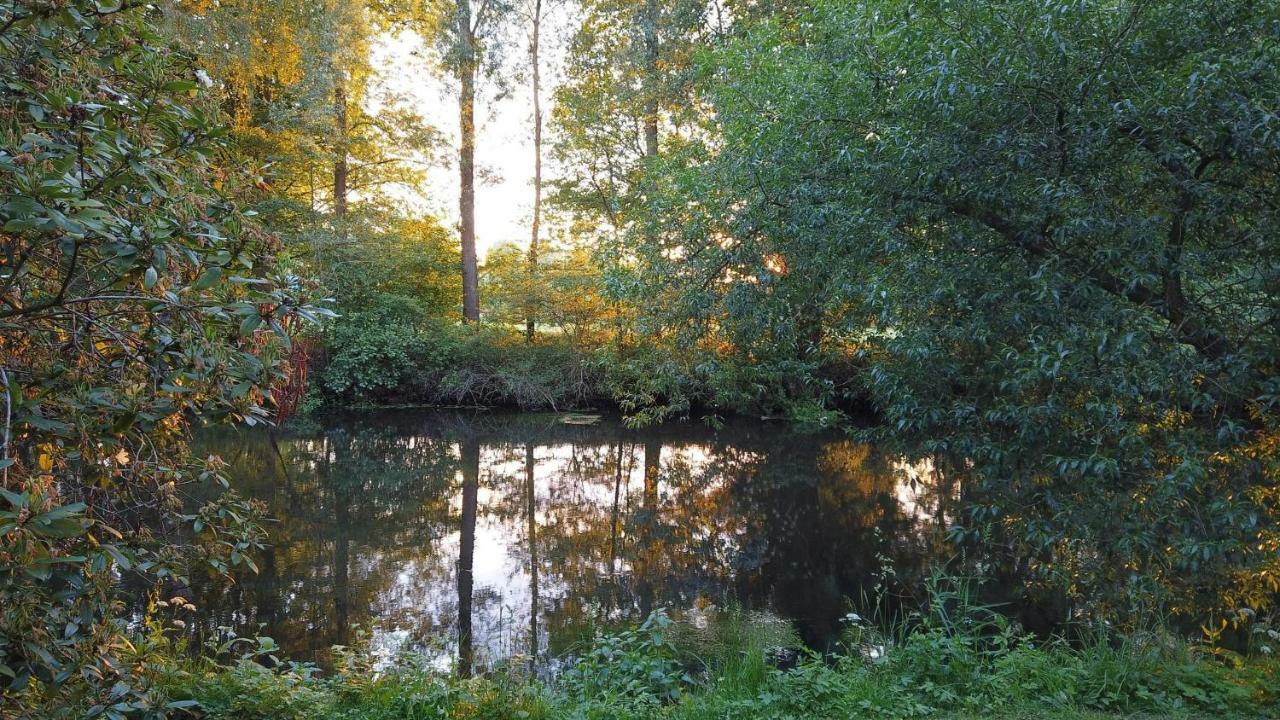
[0, 1, 328, 714]
[401, 0, 514, 324]
[621, 0, 1280, 619]
[525, 0, 545, 340]
[167, 0, 438, 248]
[552, 0, 705, 230]
[455, 0, 481, 323]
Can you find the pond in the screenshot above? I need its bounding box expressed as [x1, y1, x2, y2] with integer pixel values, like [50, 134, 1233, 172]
[142, 410, 997, 672]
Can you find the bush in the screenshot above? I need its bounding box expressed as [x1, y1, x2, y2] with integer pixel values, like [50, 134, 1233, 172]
[559, 609, 690, 708]
[317, 294, 456, 402]
[314, 297, 603, 410]
[0, 2, 324, 716]
[437, 328, 599, 409]
[183, 660, 335, 720]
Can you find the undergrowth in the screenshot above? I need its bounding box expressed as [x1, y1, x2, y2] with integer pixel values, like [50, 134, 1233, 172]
[162, 594, 1280, 720]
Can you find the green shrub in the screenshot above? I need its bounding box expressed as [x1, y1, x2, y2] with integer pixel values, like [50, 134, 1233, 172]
[182, 660, 334, 720]
[317, 294, 456, 402]
[559, 609, 690, 708]
[437, 328, 599, 409]
[314, 303, 603, 409]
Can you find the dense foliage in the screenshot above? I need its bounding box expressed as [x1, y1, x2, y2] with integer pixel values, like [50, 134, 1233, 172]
[591, 0, 1280, 621]
[0, 1, 327, 715]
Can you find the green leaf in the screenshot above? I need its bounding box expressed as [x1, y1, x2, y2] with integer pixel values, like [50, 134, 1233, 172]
[192, 267, 223, 291]
[102, 544, 133, 571]
[163, 80, 198, 94]
[34, 502, 87, 523]
[0, 488, 24, 508]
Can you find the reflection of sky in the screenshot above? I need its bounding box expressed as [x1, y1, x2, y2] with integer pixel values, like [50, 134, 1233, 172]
[360, 441, 734, 670]
[169, 418, 961, 671]
[893, 456, 955, 525]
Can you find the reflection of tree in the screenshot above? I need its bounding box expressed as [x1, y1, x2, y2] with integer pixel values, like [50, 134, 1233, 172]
[147, 411, 982, 667]
[525, 442, 538, 666]
[609, 442, 635, 611]
[637, 438, 661, 618]
[457, 437, 479, 677]
[732, 439, 941, 646]
[174, 419, 459, 662]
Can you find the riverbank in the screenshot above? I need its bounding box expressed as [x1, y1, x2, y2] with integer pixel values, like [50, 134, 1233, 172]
[308, 321, 870, 425]
[164, 610, 1278, 720]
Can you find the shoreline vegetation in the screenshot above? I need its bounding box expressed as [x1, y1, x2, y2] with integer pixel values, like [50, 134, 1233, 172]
[307, 320, 872, 426]
[167, 604, 1280, 720]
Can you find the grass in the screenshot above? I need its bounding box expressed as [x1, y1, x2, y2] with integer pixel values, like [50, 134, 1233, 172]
[160, 606, 1280, 720]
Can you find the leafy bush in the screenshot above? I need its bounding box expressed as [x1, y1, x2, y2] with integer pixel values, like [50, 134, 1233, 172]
[317, 295, 456, 402]
[437, 328, 599, 409]
[0, 2, 325, 716]
[314, 304, 603, 410]
[559, 609, 690, 707]
[183, 660, 334, 720]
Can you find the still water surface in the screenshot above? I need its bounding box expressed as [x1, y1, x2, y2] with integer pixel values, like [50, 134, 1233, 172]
[160, 410, 973, 671]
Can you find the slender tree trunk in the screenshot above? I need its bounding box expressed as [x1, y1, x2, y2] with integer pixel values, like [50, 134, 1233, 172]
[525, 0, 543, 342]
[525, 442, 538, 666]
[333, 75, 348, 238]
[457, 438, 480, 677]
[641, 0, 659, 159]
[457, 0, 480, 323]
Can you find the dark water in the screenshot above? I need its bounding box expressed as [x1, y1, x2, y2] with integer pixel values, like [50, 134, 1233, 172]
[153, 410, 978, 671]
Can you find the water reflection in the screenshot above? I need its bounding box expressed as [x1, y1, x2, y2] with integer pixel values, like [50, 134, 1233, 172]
[163, 411, 965, 670]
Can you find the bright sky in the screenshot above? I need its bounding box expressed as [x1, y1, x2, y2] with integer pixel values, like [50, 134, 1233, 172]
[368, 8, 574, 261]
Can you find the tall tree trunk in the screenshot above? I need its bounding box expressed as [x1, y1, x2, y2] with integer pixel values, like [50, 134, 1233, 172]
[457, 438, 480, 677]
[525, 442, 538, 666]
[457, 0, 480, 323]
[333, 75, 348, 238]
[525, 0, 543, 342]
[641, 0, 659, 159]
